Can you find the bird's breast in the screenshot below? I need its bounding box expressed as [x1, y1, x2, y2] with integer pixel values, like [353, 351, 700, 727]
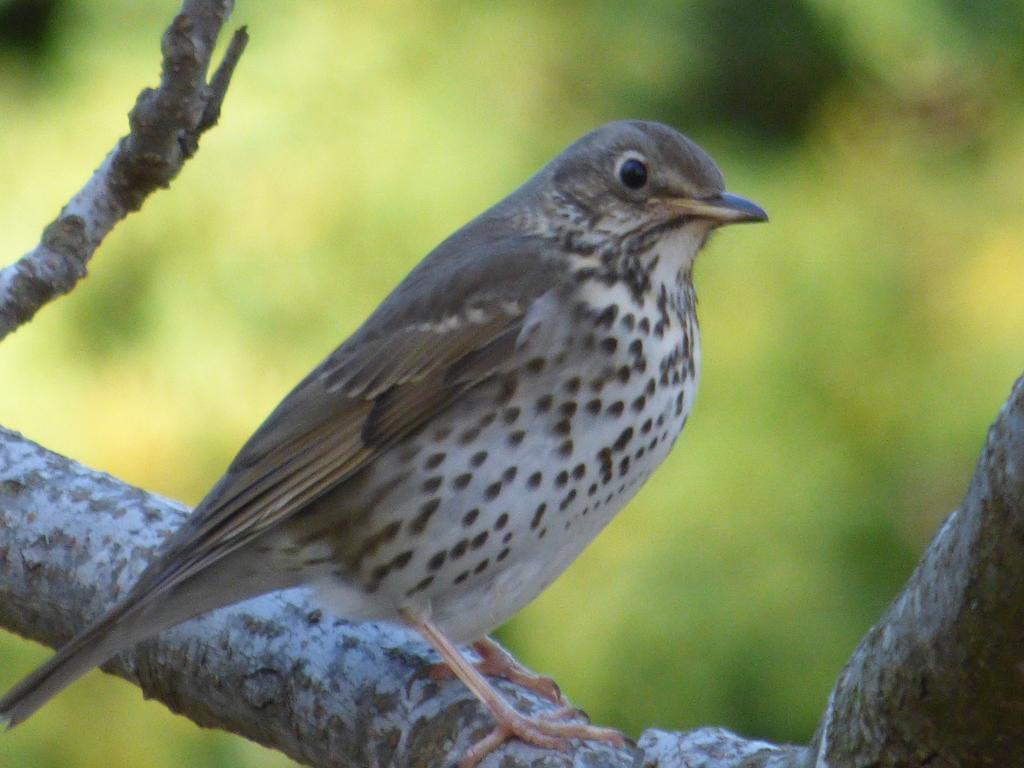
[303, 269, 701, 643]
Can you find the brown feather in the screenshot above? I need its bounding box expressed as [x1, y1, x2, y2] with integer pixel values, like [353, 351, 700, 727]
[128, 297, 543, 602]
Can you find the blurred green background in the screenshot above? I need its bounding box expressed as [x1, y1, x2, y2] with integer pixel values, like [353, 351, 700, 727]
[1, 0, 1023, 766]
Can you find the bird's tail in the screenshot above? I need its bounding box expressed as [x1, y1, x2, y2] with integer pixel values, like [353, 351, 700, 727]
[1, 536, 301, 728]
[0, 599, 147, 728]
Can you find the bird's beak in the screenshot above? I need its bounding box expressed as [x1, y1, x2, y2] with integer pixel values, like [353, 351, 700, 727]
[667, 192, 768, 225]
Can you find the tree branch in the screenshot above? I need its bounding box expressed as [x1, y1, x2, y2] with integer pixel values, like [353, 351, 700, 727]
[2, 0, 1023, 765]
[2, 372, 1022, 766]
[0, 425, 693, 767]
[809, 373, 1024, 767]
[0, 0, 247, 340]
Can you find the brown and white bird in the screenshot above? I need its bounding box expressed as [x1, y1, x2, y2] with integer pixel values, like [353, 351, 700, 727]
[0, 120, 766, 766]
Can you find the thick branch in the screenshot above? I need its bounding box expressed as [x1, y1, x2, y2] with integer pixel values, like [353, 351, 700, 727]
[4, 425, 774, 767]
[4, 360, 1023, 767]
[6, 364, 1024, 768]
[810, 372, 1024, 767]
[0, 0, 247, 340]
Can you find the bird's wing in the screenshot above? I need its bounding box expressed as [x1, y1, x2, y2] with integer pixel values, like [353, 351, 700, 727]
[132, 234, 567, 599]
[0, 267, 560, 729]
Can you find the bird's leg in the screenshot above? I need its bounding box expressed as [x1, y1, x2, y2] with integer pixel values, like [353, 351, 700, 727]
[403, 612, 625, 768]
[471, 636, 569, 706]
[423, 635, 567, 706]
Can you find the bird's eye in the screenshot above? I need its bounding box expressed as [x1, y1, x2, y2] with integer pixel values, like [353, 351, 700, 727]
[618, 158, 648, 190]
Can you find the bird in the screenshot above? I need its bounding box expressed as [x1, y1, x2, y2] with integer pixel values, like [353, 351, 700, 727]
[0, 120, 766, 766]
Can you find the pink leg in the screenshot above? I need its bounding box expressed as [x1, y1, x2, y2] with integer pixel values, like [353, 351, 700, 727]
[424, 635, 567, 706]
[469, 636, 568, 706]
[403, 612, 625, 768]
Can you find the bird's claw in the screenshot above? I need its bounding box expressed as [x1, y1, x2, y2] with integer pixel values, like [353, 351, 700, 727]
[458, 705, 625, 768]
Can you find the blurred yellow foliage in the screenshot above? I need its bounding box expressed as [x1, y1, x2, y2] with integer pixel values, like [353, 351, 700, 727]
[1, 1, 1022, 766]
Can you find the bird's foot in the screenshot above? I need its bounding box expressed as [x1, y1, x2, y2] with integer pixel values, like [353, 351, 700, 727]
[425, 636, 567, 706]
[459, 704, 625, 768]
[401, 613, 624, 768]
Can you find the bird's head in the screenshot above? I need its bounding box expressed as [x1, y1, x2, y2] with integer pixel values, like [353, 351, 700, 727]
[541, 120, 767, 247]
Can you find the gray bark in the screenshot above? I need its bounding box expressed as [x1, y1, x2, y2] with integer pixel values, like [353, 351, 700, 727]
[0, 0, 247, 340]
[0, 424, 793, 768]
[808, 373, 1024, 768]
[2, 0, 1023, 766]
[3, 373, 1023, 767]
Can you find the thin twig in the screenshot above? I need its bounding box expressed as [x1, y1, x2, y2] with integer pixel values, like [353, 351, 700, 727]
[193, 26, 250, 142]
[0, 0, 245, 340]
